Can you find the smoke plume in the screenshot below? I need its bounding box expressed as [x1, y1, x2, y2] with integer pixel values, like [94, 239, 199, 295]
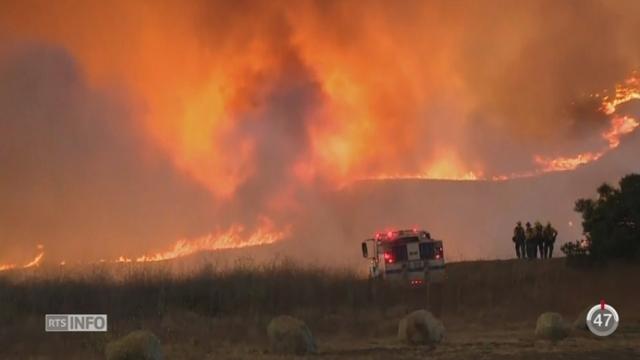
[1, 0, 640, 264]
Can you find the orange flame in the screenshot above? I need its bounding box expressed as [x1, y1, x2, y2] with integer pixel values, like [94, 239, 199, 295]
[601, 75, 640, 115]
[603, 115, 640, 148]
[0, 221, 288, 269]
[2, 4, 638, 188]
[354, 151, 483, 182]
[1, 4, 640, 269]
[534, 152, 603, 173]
[0, 246, 45, 271]
[23, 252, 44, 268]
[364, 171, 480, 181]
[0, 218, 288, 269]
[120, 219, 289, 263]
[0, 264, 16, 271]
[532, 73, 640, 173]
[357, 74, 640, 181]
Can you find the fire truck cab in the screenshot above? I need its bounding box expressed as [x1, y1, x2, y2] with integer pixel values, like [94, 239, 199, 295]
[361, 229, 445, 286]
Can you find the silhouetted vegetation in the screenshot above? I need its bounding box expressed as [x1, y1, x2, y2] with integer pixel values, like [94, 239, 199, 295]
[570, 174, 640, 262]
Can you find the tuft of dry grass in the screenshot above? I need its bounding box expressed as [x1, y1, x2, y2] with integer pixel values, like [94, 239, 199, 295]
[0, 257, 638, 359]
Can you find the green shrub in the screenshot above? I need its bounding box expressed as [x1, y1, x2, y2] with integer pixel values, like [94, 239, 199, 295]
[573, 174, 640, 262]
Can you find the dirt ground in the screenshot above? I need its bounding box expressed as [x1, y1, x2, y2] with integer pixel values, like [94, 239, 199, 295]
[2, 258, 640, 359]
[6, 317, 639, 359]
[181, 319, 640, 360]
[162, 258, 640, 359]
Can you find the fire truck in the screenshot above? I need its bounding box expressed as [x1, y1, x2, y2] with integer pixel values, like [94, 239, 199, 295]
[361, 229, 446, 286]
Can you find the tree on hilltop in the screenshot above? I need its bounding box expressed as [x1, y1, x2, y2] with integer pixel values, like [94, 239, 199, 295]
[567, 174, 640, 262]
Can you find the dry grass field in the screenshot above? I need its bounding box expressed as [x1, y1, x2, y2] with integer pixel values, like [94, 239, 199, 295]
[0, 258, 639, 359]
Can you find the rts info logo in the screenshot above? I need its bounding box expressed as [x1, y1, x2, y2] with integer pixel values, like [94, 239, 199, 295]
[45, 314, 108, 332]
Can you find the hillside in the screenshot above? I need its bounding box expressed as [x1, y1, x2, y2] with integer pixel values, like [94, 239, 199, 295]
[1, 258, 639, 358]
[149, 129, 640, 267]
[274, 130, 640, 263]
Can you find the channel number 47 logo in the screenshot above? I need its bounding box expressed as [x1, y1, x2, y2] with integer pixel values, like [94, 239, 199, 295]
[586, 303, 619, 337]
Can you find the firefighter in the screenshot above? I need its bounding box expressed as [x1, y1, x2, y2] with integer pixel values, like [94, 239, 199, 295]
[512, 221, 526, 259]
[543, 222, 558, 258]
[534, 221, 544, 259]
[525, 222, 536, 259]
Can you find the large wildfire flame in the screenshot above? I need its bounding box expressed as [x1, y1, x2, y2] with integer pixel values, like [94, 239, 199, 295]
[1, 2, 639, 188]
[352, 73, 640, 182]
[1, 2, 640, 268]
[357, 73, 640, 186]
[533, 74, 640, 174]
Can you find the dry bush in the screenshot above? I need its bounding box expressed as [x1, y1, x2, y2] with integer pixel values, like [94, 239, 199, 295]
[0, 257, 639, 358]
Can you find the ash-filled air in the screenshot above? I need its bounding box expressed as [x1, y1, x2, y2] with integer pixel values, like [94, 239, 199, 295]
[1, 0, 640, 267]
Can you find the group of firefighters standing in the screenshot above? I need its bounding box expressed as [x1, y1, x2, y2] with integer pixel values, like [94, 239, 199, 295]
[512, 221, 558, 259]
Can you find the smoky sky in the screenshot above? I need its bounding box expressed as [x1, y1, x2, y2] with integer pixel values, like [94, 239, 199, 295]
[3, 0, 640, 178]
[447, 0, 640, 172]
[1, 0, 640, 264]
[0, 44, 218, 262]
